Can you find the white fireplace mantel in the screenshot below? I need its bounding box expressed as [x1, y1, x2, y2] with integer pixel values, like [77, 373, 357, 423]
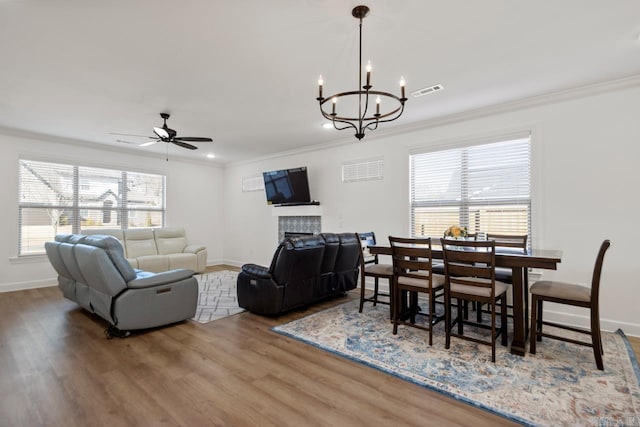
[271, 205, 323, 217]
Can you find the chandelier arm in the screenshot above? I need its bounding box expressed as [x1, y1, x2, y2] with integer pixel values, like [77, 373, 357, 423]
[371, 102, 406, 124]
[363, 120, 380, 133]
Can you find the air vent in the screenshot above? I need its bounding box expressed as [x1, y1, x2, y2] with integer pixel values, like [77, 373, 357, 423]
[242, 175, 264, 192]
[411, 84, 444, 98]
[342, 158, 384, 182]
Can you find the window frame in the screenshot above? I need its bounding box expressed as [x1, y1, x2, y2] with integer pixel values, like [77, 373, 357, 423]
[17, 158, 166, 256]
[409, 131, 533, 247]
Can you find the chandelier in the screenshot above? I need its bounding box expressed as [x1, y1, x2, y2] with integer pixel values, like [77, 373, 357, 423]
[316, 5, 407, 141]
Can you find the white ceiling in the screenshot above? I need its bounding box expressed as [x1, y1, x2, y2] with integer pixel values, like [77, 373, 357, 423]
[1, 0, 640, 164]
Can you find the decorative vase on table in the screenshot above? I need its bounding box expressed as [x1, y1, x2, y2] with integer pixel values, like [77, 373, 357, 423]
[444, 225, 468, 240]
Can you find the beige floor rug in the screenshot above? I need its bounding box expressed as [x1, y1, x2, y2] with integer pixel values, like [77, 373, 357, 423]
[192, 270, 243, 323]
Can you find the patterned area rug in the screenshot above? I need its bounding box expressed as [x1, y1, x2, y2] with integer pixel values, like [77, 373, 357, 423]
[273, 300, 640, 426]
[192, 270, 243, 323]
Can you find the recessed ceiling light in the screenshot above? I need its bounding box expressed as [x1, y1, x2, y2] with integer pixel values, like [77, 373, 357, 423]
[322, 123, 333, 129]
[206, 153, 215, 159]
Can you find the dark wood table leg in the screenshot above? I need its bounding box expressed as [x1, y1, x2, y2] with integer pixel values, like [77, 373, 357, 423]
[510, 266, 526, 356]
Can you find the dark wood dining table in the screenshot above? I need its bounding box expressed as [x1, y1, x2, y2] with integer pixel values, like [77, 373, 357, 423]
[367, 243, 562, 356]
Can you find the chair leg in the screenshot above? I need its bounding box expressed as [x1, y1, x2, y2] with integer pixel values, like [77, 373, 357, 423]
[476, 302, 483, 323]
[388, 277, 394, 320]
[445, 289, 451, 350]
[457, 298, 464, 335]
[428, 291, 433, 346]
[500, 294, 508, 346]
[529, 295, 538, 354]
[536, 299, 543, 342]
[392, 283, 400, 335]
[359, 270, 365, 313]
[373, 277, 379, 306]
[591, 308, 604, 370]
[491, 299, 496, 363]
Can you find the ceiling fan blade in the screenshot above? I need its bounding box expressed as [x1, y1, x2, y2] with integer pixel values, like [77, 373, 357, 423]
[139, 140, 159, 147]
[116, 139, 141, 145]
[110, 133, 154, 138]
[171, 140, 198, 150]
[173, 137, 213, 142]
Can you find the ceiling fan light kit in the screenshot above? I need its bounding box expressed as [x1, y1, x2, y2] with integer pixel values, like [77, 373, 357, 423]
[317, 5, 407, 141]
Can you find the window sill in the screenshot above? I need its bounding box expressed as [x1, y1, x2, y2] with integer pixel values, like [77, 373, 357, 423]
[9, 254, 48, 264]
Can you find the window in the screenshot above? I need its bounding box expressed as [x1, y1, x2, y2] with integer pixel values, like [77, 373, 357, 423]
[410, 136, 531, 245]
[18, 159, 165, 255]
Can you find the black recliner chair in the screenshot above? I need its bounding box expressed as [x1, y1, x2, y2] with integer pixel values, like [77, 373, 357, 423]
[237, 233, 360, 315]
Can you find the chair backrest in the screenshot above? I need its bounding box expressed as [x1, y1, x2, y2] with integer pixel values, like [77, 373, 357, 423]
[154, 227, 188, 255]
[441, 238, 497, 296]
[590, 239, 611, 304]
[389, 236, 436, 287]
[358, 231, 378, 264]
[486, 233, 527, 253]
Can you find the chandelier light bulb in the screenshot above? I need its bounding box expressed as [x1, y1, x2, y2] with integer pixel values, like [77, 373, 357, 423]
[376, 96, 381, 115]
[318, 75, 324, 99]
[332, 97, 337, 115]
[400, 76, 406, 99]
[366, 60, 372, 87]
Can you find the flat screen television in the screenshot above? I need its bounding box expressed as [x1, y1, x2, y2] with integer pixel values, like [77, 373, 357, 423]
[263, 166, 311, 205]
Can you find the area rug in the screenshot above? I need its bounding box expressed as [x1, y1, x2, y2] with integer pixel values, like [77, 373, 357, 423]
[272, 300, 640, 426]
[192, 270, 243, 323]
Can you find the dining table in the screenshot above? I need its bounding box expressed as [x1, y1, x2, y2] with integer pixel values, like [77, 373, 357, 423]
[367, 242, 563, 356]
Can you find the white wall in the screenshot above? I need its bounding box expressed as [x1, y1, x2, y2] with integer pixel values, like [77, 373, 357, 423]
[222, 80, 640, 335]
[0, 133, 224, 292]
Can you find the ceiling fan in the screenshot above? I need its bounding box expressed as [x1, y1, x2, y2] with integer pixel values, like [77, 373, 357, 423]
[111, 113, 212, 150]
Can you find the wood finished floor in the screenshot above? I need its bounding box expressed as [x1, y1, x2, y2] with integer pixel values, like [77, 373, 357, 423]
[1, 265, 638, 427]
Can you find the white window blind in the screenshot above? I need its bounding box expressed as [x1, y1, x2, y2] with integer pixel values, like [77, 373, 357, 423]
[410, 137, 531, 244]
[242, 174, 265, 192]
[18, 159, 165, 255]
[342, 158, 384, 182]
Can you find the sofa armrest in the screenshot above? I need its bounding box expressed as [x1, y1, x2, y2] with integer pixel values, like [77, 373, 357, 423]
[241, 263, 272, 279]
[127, 269, 195, 289]
[184, 245, 206, 254]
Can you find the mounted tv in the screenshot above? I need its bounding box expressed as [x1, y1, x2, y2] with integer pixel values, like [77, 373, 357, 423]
[263, 166, 312, 206]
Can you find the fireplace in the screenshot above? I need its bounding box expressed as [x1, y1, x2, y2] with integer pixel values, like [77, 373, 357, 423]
[284, 231, 315, 239]
[278, 215, 321, 242]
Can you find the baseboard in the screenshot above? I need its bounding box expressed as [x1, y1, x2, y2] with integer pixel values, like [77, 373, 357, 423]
[0, 278, 57, 293]
[220, 259, 245, 268]
[206, 258, 225, 267]
[543, 309, 640, 338]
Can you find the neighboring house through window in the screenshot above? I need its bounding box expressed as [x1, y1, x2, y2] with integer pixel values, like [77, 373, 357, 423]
[18, 159, 165, 255]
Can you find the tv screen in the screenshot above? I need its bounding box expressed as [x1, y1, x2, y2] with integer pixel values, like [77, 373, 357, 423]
[263, 167, 311, 205]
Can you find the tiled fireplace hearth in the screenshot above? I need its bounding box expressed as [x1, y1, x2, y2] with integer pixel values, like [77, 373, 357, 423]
[278, 216, 321, 242]
[272, 205, 323, 242]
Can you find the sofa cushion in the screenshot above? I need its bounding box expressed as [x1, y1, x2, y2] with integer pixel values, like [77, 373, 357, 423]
[168, 253, 196, 271]
[155, 227, 188, 255]
[123, 229, 158, 258]
[137, 255, 169, 273]
[81, 228, 124, 242]
[81, 235, 137, 282]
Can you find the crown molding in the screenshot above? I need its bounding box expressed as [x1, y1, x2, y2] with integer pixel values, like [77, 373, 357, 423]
[226, 73, 640, 168]
[0, 127, 224, 169]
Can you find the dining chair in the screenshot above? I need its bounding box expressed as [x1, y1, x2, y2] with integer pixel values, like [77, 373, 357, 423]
[389, 236, 445, 345]
[529, 239, 611, 370]
[441, 238, 508, 363]
[477, 234, 528, 330]
[357, 232, 394, 315]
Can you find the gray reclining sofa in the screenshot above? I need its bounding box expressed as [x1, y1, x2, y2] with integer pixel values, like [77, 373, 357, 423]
[45, 234, 198, 336]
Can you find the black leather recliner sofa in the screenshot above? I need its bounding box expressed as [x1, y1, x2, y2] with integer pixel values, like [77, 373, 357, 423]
[237, 233, 361, 315]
